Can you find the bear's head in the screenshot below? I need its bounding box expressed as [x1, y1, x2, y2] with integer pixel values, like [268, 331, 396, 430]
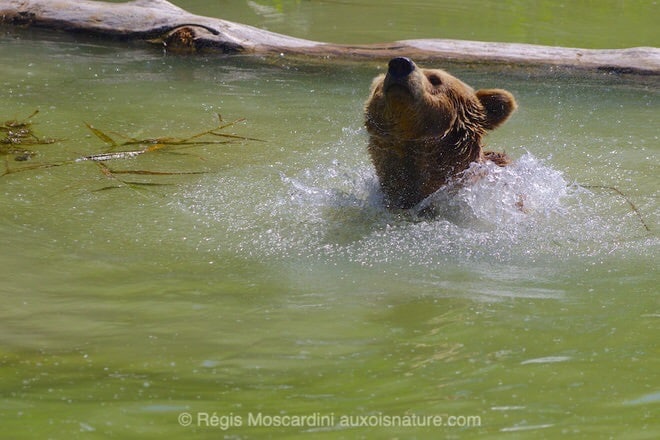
[364, 57, 517, 209]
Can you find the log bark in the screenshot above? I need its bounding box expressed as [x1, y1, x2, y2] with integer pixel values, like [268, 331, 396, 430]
[1, 0, 658, 75]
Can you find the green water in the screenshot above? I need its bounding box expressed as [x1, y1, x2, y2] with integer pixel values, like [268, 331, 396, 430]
[1, 2, 659, 439]
[177, 0, 660, 48]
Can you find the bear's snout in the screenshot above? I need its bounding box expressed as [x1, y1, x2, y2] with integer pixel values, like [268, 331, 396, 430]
[365, 59, 517, 210]
[387, 57, 415, 79]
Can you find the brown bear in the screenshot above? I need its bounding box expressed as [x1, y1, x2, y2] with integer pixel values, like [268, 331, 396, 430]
[364, 57, 517, 210]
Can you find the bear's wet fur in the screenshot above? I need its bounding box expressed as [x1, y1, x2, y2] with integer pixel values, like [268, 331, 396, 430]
[364, 57, 517, 210]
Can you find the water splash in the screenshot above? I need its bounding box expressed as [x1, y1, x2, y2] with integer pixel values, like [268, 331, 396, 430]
[179, 140, 654, 268]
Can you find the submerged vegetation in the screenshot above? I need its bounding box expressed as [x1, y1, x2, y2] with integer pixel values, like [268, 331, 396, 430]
[1, 110, 57, 161]
[1, 111, 262, 192]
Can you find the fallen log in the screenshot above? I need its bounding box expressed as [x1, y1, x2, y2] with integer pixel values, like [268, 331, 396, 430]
[1, 0, 658, 74]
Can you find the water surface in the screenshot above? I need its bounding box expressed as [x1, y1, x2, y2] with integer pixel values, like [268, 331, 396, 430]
[1, 2, 658, 439]
[177, 0, 659, 48]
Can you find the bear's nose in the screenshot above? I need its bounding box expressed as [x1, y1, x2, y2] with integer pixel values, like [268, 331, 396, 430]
[388, 57, 415, 78]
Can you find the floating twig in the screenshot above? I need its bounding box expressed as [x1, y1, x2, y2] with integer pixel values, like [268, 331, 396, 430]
[581, 184, 651, 232]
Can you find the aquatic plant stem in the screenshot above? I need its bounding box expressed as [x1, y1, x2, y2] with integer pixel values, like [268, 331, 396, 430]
[581, 185, 651, 232]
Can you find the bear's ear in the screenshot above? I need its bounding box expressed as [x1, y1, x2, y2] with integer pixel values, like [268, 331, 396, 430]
[476, 89, 517, 130]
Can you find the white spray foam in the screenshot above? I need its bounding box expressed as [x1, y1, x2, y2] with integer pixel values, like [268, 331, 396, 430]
[179, 143, 654, 267]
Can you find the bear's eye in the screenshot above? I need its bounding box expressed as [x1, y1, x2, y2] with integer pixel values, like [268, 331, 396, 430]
[427, 74, 442, 86]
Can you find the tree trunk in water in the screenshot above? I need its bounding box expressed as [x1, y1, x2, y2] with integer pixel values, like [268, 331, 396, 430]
[1, 0, 658, 74]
